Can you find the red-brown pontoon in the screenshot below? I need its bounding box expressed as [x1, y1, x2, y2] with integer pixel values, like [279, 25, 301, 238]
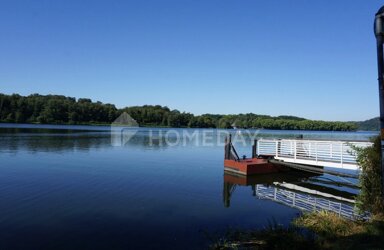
[224, 135, 285, 175]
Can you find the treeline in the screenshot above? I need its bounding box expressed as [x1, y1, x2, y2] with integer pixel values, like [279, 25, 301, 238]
[0, 94, 118, 124]
[0, 93, 357, 131]
[355, 117, 379, 131]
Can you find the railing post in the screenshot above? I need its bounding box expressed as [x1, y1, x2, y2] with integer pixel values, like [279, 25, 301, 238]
[275, 140, 279, 157]
[294, 140, 297, 161]
[315, 142, 318, 163]
[309, 143, 312, 158]
[252, 139, 258, 158]
[257, 140, 260, 156]
[341, 142, 344, 168]
[274, 187, 277, 200]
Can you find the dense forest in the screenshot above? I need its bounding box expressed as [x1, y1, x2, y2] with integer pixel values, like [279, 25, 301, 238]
[0, 93, 359, 131]
[355, 117, 379, 131]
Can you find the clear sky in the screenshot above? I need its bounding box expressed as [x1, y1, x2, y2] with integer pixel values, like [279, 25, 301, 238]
[0, 0, 383, 121]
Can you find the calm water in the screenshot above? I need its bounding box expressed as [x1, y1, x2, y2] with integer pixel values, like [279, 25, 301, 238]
[0, 124, 378, 249]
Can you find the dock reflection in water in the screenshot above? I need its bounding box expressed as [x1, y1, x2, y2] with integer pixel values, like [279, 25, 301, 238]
[223, 171, 364, 219]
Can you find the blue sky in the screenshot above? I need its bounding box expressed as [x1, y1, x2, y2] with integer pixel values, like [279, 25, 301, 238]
[0, 0, 383, 121]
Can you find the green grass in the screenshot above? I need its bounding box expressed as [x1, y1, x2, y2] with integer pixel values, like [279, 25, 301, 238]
[210, 212, 384, 249]
[208, 220, 316, 250]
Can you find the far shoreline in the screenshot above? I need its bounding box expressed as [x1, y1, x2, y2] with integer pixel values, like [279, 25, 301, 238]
[0, 122, 379, 133]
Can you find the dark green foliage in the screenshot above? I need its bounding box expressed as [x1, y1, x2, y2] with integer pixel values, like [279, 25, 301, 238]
[0, 93, 118, 124]
[355, 117, 380, 131]
[0, 93, 357, 130]
[208, 222, 317, 250]
[354, 136, 384, 215]
[210, 211, 384, 249]
[122, 105, 171, 126]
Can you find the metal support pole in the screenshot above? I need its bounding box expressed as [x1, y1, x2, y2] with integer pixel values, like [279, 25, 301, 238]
[252, 139, 258, 158]
[224, 136, 228, 160]
[375, 7, 384, 199]
[377, 35, 384, 198]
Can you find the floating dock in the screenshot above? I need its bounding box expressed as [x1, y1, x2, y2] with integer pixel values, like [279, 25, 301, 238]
[223, 135, 371, 176]
[224, 135, 285, 175]
[224, 158, 283, 175]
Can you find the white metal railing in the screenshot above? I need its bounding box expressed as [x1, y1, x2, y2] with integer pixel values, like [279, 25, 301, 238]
[257, 139, 372, 170]
[255, 185, 363, 219]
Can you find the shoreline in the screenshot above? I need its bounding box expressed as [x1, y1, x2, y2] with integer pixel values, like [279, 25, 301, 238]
[0, 122, 375, 132]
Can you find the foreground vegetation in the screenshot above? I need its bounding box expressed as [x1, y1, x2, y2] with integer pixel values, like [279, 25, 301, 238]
[353, 136, 384, 215]
[0, 93, 357, 130]
[211, 136, 384, 249]
[210, 212, 384, 249]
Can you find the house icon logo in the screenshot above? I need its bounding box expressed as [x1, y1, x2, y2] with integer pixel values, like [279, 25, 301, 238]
[111, 112, 139, 146]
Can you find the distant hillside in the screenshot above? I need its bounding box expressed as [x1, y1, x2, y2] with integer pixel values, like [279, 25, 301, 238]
[355, 117, 379, 131]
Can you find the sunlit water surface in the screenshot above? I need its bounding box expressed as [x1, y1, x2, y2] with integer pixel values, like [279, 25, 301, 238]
[0, 124, 378, 249]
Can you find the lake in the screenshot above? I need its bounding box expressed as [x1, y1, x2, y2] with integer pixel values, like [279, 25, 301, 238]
[0, 124, 378, 249]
